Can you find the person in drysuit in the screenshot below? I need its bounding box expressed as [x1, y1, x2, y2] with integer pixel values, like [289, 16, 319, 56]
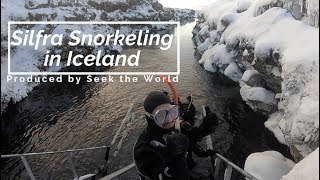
[134, 91, 190, 180]
[161, 91, 220, 170]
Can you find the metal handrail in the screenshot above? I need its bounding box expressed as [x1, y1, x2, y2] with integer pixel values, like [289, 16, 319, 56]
[2, 103, 259, 180]
[214, 153, 259, 180]
[100, 163, 135, 180]
[1, 103, 135, 180]
[1, 146, 110, 180]
[202, 105, 259, 180]
[1, 146, 109, 158]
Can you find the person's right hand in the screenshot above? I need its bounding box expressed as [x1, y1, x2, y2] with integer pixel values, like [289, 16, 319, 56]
[203, 107, 219, 127]
[205, 149, 218, 156]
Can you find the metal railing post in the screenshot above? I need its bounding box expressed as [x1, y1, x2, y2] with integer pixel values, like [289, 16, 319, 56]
[67, 153, 78, 180]
[214, 156, 221, 180]
[21, 156, 36, 180]
[215, 154, 259, 180]
[224, 164, 233, 180]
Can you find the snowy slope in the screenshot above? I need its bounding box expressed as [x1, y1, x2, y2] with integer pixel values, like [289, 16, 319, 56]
[193, 0, 319, 161]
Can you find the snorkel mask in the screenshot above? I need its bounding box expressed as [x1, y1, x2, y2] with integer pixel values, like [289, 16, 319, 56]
[145, 104, 180, 129]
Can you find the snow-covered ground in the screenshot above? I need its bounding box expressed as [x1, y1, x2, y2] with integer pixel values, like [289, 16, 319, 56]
[192, 0, 319, 167]
[1, 0, 195, 111]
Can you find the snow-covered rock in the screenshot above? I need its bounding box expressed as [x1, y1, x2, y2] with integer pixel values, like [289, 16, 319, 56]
[244, 151, 295, 180]
[193, 0, 319, 160]
[167, 8, 195, 22]
[198, 43, 242, 82]
[255, 0, 319, 27]
[282, 148, 319, 180]
[240, 85, 278, 115]
[241, 69, 265, 87]
[245, 147, 319, 180]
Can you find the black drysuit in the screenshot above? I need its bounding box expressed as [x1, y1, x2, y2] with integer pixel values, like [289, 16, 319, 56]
[133, 118, 190, 180]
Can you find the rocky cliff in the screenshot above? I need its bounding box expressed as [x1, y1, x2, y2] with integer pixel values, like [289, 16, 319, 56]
[193, 0, 319, 161]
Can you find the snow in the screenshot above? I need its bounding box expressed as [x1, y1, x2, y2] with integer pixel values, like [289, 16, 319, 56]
[236, 0, 252, 12]
[282, 148, 319, 180]
[264, 113, 286, 144]
[30, 0, 49, 6]
[241, 69, 259, 82]
[199, 44, 242, 81]
[245, 145, 319, 180]
[194, 0, 319, 158]
[245, 151, 295, 180]
[197, 38, 211, 53]
[240, 85, 277, 105]
[202, 0, 237, 28]
[1, 0, 28, 34]
[224, 62, 243, 82]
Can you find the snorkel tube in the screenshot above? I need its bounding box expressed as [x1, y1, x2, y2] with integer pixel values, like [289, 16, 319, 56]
[160, 75, 178, 105]
[160, 75, 180, 131]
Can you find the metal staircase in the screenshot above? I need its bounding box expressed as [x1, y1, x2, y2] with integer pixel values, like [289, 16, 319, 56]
[1, 104, 259, 180]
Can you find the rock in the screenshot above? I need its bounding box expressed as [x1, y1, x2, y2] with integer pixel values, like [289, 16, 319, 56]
[100, 11, 108, 21]
[256, 0, 284, 16]
[252, 49, 282, 93]
[221, 13, 235, 27]
[241, 69, 265, 87]
[150, 0, 163, 11]
[159, 8, 175, 21]
[289, 145, 305, 162]
[240, 85, 278, 115]
[88, 0, 130, 12]
[193, 0, 319, 163]
[25, 0, 50, 9]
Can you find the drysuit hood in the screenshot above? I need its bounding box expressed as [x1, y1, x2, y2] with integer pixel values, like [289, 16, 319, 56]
[144, 91, 171, 114]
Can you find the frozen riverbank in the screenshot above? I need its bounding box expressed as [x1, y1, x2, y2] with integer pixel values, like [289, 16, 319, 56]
[192, 0, 318, 167]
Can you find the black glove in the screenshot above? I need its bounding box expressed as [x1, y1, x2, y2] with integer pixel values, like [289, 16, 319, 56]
[205, 149, 218, 156]
[163, 133, 189, 157]
[205, 106, 211, 114]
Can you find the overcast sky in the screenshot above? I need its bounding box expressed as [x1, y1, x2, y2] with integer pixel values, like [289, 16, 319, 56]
[158, 0, 213, 10]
